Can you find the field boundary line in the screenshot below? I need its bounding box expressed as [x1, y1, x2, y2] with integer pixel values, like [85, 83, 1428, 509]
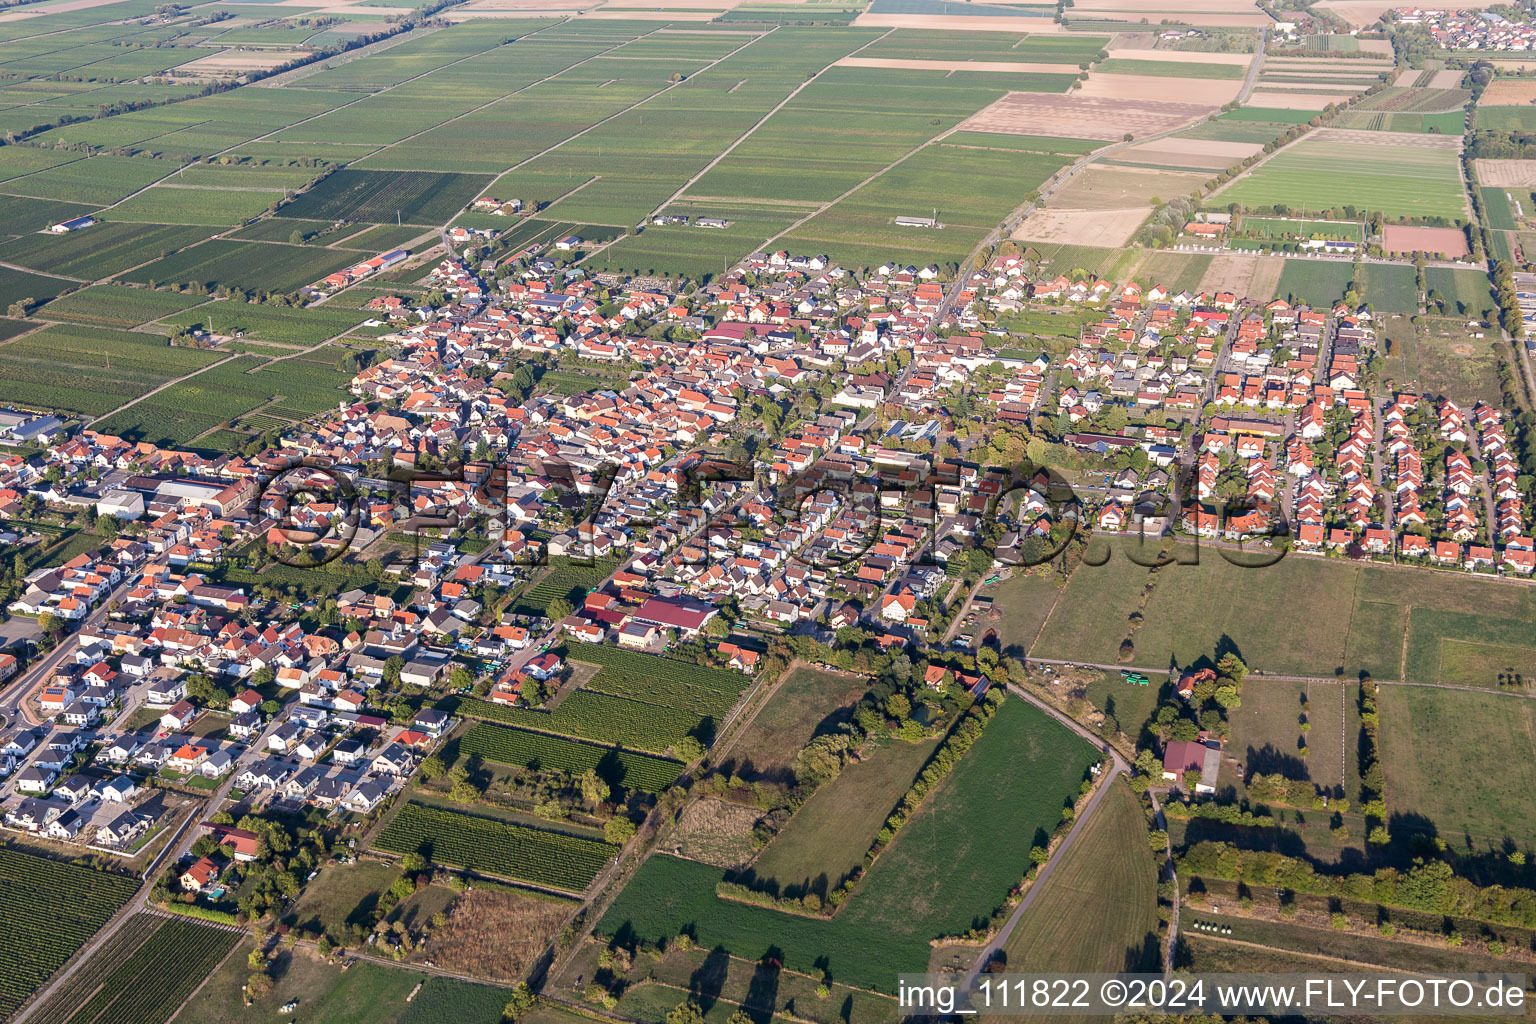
[646, 25, 895, 221]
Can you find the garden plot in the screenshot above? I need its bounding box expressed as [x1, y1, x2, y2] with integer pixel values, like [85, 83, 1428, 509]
[961, 92, 1213, 141]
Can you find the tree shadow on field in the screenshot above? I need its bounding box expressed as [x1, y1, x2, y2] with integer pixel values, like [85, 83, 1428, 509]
[689, 946, 730, 1015]
[743, 951, 782, 1024]
[1243, 743, 1309, 781]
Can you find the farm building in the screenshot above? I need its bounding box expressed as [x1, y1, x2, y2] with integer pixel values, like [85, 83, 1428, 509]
[48, 216, 95, 234]
[1161, 739, 1221, 793]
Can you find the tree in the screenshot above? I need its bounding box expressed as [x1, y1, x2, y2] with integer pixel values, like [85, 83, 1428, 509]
[577, 768, 609, 806]
[245, 971, 273, 1000]
[289, 229, 305, 245]
[604, 816, 637, 845]
[1216, 652, 1248, 683]
[418, 755, 446, 781]
[666, 1000, 705, 1024]
[95, 514, 120, 538]
[674, 735, 705, 762]
[37, 612, 59, 638]
[502, 983, 536, 1023]
[382, 655, 404, 686]
[1147, 829, 1168, 851]
[449, 665, 473, 690]
[727, 1010, 754, 1024]
[546, 596, 573, 622]
[401, 851, 428, 872]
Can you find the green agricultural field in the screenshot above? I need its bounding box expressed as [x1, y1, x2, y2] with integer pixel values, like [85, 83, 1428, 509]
[0, 849, 140, 1019]
[0, 265, 73, 309]
[569, 644, 750, 720]
[1475, 105, 1536, 130]
[0, 322, 221, 416]
[458, 722, 683, 793]
[598, 697, 1098, 993]
[744, 735, 939, 897]
[155, 300, 368, 345]
[1481, 185, 1518, 230]
[0, 222, 209, 278]
[93, 351, 354, 444]
[1276, 259, 1355, 307]
[108, 184, 288, 226]
[375, 801, 616, 892]
[276, 169, 492, 225]
[119, 239, 357, 293]
[1218, 137, 1468, 220]
[946, 130, 1103, 154]
[1096, 58, 1245, 79]
[1000, 780, 1159, 987]
[0, 154, 176, 205]
[0, 194, 102, 234]
[1377, 685, 1536, 846]
[40, 285, 208, 328]
[1133, 251, 1211, 293]
[450, 687, 713, 755]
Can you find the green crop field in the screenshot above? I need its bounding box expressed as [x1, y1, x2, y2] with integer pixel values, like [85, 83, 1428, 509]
[458, 722, 683, 793]
[28, 917, 239, 1024]
[155, 299, 368, 345]
[1476, 105, 1536, 130]
[1378, 686, 1536, 847]
[0, 154, 176, 205]
[0, 195, 102, 234]
[26, 914, 167, 1024]
[119, 239, 357, 293]
[0, 264, 73, 309]
[375, 801, 616, 892]
[0, 222, 209, 278]
[0, 322, 221, 415]
[0, 849, 139, 1019]
[598, 697, 1097, 993]
[276, 169, 493, 225]
[1218, 137, 1467, 220]
[568, 643, 749, 719]
[1276, 259, 1355, 307]
[447, 688, 711, 755]
[108, 184, 289, 226]
[1001, 780, 1160, 984]
[40, 285, 208, 328]
[93, 351, 353, 444]
[1096, 58, 1245, 79]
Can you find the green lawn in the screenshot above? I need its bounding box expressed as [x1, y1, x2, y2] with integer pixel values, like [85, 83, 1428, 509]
[1276, 259, 1355, 307]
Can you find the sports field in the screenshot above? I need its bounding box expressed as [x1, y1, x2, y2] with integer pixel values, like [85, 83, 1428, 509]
[1217, 132, 1469, 221]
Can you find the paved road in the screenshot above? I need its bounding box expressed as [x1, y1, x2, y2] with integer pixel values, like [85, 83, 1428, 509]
[956, 683, 1127, 998]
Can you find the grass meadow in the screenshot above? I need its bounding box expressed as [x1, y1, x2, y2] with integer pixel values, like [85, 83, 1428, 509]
[598, 697, 1097, 993]
[1218, 137, 1468, 221]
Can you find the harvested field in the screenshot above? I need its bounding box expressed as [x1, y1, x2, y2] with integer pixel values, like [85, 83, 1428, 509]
[1119, 137, 1263, 169]
[1067, 0, 1273, 26]
[1078, 72, 1240, 104]
[1310, 126, 1462, 148]
[1102, 46, 1251, 65]
[833, 56, 1083, 73]
[1246, 89, 1356, 108]
[1013, 205, 1149, 245]
[1474, 159, 1536, 187]
[668, 797, 762, 869]
[1381, 224, 1469, 257]
[1195, 252, 1285, 300]
[962, 92, 1212, 140]
[413, 887, 572, 983]
[175, 50, 307, 73]
[1358, 37, 1394, 54]
[1479, 79, 1536, 106]
[1050, 164, 1210, 210]
[1425, 69, 1465, 89]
